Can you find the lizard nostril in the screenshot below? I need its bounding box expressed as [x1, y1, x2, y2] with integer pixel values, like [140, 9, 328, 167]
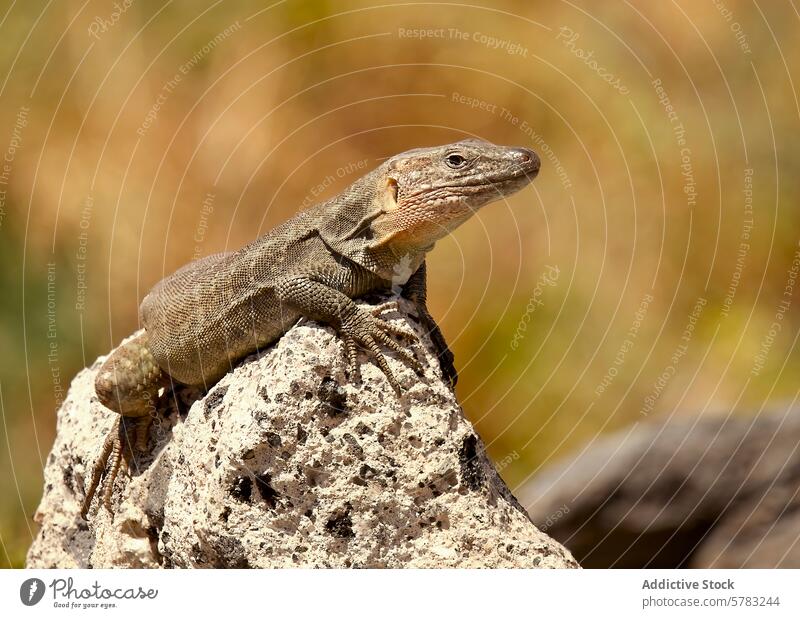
[511, 147, 540, 174]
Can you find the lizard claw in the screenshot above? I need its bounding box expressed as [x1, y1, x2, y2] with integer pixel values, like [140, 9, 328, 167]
[340, 307, 422, 393]
[80, 415, 153, 519]
[368, 302, 418, 340]
[81, 418, 123, 519]
[372, 329, 424, 375]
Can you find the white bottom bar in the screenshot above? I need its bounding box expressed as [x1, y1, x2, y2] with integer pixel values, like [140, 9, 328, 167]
[1, 569, 798, 617]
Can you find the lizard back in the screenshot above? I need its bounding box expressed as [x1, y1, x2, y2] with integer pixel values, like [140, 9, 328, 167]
[140, 167, 394, 386]
[140, 208, 325, 386]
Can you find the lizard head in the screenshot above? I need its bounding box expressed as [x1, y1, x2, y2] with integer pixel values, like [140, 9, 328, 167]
[369, 138, 540, 251]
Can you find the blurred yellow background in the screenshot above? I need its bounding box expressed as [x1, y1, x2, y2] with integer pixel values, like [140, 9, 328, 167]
[1, 0, 798, 567]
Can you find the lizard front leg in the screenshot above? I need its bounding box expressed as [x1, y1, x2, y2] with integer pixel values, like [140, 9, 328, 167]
[276, 276, 423, 392]
[401, 262, 458, 388]
[82, 331, 170, 518]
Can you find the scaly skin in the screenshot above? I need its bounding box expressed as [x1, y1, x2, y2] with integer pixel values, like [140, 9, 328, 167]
[82, 139, 540, 518]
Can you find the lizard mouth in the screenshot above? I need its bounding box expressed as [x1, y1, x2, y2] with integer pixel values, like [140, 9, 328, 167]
[444, 163, 538, 196]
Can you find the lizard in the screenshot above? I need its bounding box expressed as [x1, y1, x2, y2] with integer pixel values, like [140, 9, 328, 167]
[81, 138, 540, 518]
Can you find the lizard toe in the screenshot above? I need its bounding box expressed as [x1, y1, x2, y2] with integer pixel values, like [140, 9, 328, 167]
[101, 434, 124, 514]
[364, 338, 401, 392]
[81, 418, 121, 519]
[342, 335, 361, 382]
[374, 318, 417, 342]
[373, 330, 424, 374]
[341, 308, 420, 393]
[369, 300, 400, 317]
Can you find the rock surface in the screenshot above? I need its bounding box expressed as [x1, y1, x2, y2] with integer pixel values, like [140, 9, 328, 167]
[520, 409, 800, 568]
[28, 295, 577, 569]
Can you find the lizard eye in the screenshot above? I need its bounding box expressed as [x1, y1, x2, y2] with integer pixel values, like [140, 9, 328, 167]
[445, 153, 467, 169]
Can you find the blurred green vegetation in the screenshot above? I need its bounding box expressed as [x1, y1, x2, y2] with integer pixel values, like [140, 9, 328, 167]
[1, 0, 798, 567]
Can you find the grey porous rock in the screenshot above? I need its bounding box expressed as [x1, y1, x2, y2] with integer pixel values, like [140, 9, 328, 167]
[27, 295, 577, 569]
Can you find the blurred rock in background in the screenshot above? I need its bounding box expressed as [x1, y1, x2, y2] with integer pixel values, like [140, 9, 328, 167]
[520, 407, 800, 568]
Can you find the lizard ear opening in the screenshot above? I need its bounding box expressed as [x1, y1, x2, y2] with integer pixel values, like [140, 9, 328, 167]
[382, 177, 399, 212]
[365, 177, 403, 250]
